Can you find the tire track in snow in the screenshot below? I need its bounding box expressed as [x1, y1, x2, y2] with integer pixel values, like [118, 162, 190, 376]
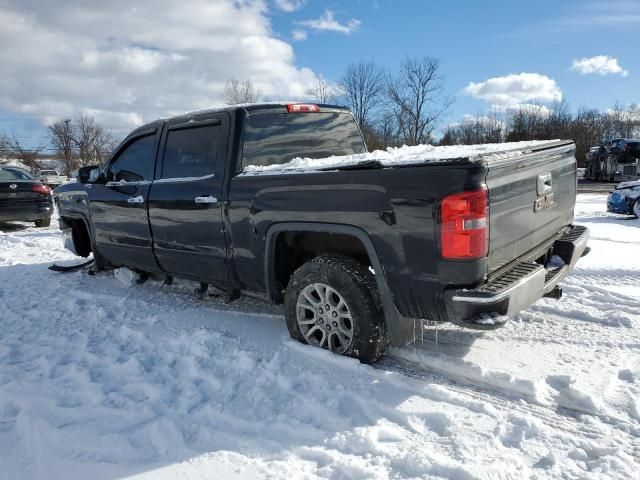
[377, 356, 640, 460]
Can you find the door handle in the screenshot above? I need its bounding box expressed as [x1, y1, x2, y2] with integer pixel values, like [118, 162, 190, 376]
[126, 195, 145, 204]
[194, 196, 218, 204]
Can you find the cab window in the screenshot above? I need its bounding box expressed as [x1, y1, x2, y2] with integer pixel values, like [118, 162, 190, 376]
[161, 124, 221, 179]
[242, 112, 366, 169]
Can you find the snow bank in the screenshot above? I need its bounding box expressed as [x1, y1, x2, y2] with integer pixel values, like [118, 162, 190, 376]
[241, 140, 564, 175]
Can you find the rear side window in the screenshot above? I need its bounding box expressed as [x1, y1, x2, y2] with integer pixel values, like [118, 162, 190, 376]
[242, 112, 366, 168]
[161, 125, 220, 179]
[0, 167, 34, 180]
[110, 134, 155, 182]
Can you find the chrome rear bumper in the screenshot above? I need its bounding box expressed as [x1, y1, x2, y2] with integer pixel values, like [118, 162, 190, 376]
[446, 225, 589, 329]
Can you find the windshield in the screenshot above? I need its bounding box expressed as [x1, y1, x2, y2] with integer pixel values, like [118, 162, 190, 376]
[40, 170, 58, 175]
[242, 112, 366, 169]
[0, 167, 35, 181]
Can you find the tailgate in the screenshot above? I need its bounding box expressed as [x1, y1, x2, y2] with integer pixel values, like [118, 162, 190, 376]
[485, 142, 576, 273]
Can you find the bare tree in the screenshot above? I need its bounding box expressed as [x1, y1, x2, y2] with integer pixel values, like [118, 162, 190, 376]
[46, 115, 117, 175]
[0, 133, 10, 161]
[442, 100, 640, 167]
[339, 61, 385, 132]
[442, 111, 504, 146]
[305, 78, 335, 104]
[570, 107, 608, 164]
[387, 57, 453, 145]
[367, 111, 401, 150]
[74, 114, 115, 168]
[47, 119, 75, 174]
[606, 102, 640, 140]
[224, 78, 262, 105]
[6, 133, 45, 171]
[505, 104, 550, 142]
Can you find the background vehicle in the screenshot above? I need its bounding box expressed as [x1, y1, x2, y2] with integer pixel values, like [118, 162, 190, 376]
[585, 139, 640, 182]
[610, 139, 640, 180]
[607, 180, 640, 217]
[54, 103, 588, 362]
[38, 169, 67, 188]
[0, 166, 53, 227]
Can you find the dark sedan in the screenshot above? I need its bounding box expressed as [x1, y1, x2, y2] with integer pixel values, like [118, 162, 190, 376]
[0, 166, 53, 227]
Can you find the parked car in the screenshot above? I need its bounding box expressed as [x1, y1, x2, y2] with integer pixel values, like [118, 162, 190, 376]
[607, 180, 640, 217]
[38, 169, 67, 188]
[0, 165, 53, 227]
[54, 103, 589, 362]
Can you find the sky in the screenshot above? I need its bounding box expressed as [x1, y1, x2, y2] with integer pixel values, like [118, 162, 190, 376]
[0, 0, 638, 149]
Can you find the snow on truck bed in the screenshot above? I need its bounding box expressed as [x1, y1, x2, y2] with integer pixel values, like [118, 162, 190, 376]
[242, 140, 566, 174]
[1, 194, 639, 480]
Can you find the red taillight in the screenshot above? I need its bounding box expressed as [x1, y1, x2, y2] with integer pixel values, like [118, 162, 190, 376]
[32, 184, 51, 194]
[286, 103, 320, 113]
[440, 187, 488, 259]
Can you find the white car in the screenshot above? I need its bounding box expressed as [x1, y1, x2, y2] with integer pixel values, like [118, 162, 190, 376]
[38, 170, 67, 188]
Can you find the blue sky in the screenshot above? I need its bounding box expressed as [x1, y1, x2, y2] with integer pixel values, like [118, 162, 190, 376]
[272, 0, 638, 118]
[0, 0, 638, 148]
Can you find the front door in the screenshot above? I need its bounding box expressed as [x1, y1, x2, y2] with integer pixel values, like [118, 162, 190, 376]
[89, 129, 160, 272]
[147, 114, 229, 284]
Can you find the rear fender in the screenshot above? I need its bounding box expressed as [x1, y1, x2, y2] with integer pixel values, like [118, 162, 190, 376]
[264, 222, 416, 346]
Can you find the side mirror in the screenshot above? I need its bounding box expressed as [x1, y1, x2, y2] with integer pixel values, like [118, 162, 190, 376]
[77, 165, 104, 184]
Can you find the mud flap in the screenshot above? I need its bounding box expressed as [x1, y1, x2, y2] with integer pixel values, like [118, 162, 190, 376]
[375, 273, 423, 346]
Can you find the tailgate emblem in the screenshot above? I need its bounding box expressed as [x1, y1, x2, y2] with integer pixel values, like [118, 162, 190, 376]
[535, 172, 554, 212]
[9, 184, 17, 190]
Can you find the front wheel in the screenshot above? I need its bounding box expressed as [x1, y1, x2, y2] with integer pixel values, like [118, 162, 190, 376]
[34, 217, 51, 228]
[633, 200, 640, 219]
[284, 255, 388, 363]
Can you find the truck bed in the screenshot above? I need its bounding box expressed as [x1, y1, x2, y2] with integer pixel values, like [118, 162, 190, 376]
[229, 140, 578, 328]
[240, 139, 569, 174]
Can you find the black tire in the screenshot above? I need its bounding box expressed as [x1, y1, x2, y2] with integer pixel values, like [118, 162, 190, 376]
[632, 200, 640, 219]
[34, 217, 51, 228]
[284, 255, 388, 363]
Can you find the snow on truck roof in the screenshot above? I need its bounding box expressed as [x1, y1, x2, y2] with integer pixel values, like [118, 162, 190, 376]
[241, 140, 572, 175]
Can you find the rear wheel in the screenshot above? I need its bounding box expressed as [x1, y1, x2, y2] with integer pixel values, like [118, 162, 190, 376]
[284, 255, 387, 363]
[34, 217, 51, 228]
[633, 200, 640, 219]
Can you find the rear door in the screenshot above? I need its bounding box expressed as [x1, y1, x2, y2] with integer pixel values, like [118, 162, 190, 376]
[485, 143, 576, 273]
[89, 129, 160, 272]
[147, 113, 229, 284]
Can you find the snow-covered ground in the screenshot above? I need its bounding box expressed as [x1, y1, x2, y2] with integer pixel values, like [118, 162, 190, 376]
[0, 194, 638, 479]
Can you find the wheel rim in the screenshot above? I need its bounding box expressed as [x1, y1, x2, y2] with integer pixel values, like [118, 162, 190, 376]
[634, 202, 640, 217]
[296, 282, 354, 354]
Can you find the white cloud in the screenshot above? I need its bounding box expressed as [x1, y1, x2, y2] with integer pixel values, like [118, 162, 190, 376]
[462, 73, 562, 106]
[570, 55, 629, 77]
[0, 0, 320, 134]
[274, 0, 306, 12]
[292, 29, 307, 41]
[298, 9, 361, 34]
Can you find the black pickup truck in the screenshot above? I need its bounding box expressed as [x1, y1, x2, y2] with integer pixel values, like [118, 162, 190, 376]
[55, 103, 589, 362]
